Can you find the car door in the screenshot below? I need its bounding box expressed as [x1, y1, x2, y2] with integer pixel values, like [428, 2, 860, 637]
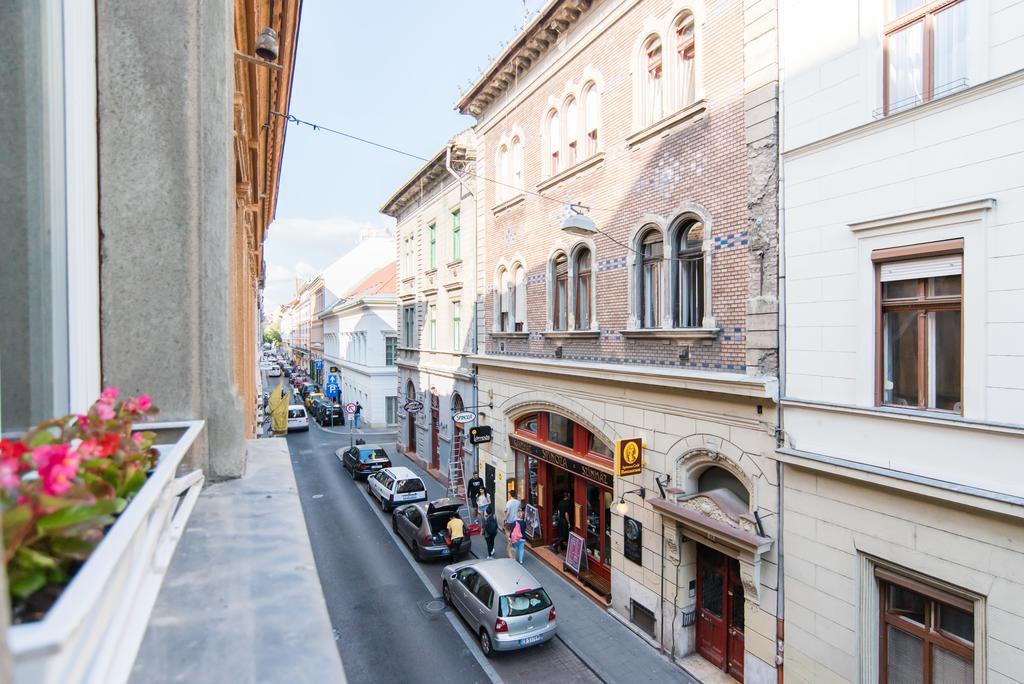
[471, 579, 495, 633]
[400, 507, 422, 545]
[453, 567, 478, 619]
[369, 472, 385, 500]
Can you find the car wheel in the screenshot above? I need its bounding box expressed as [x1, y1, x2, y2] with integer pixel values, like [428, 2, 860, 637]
[411, 541, 422, 562]
[348, 464, 355, 479]
[442, 582, 452, 606]
[380, 497, 388, 513]
[391, 515, 398, 534]
[479, 630, 494, 658]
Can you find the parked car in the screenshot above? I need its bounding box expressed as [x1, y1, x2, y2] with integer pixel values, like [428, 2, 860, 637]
[367, 467, 427, 512]
[304, 392, 326, 411]
[393, 498, 471, 562]
[268, 365, 282, 377]
[442, 558, 557, 657]
[320, 403, 343, 427]
[309, 397, 333, 424]
[286, 405, 308, 432]
[299, 383, 319, 399]
[337, 444, 391, 479]
[283, 366, 292, 378]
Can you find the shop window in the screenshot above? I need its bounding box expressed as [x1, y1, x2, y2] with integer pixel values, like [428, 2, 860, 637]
[884, 0, 967, 115]
[877, 567, 975, 682]
[588, 433, 613, 459]
[547, 413, 575, 450]
[516, 414, 539, 434]
[873, 241, 962, 412]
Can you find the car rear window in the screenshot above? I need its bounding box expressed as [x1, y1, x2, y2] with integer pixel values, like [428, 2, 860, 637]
[499, 589, 552, 617]
[358, 448, 387, 462]
[396, 478, 425, 494]
[288, 408, 305, 418]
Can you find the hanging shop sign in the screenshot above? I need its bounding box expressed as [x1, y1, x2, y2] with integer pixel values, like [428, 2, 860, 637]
[468, 425, 492, 444]
[623, 515, 643, 566]
[509, 436, 613, 488]
[403, 400, 424, 413]
[452, 410, 476, 424]
[616, 437, 644, 477]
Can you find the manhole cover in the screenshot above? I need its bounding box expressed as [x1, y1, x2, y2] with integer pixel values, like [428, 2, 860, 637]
[420, 599, 446, 615]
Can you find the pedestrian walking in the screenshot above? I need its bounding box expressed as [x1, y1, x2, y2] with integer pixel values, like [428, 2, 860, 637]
[483, 508, 499, 558]
[504, 492, 521, 558]
[511, 509, 527, 564]
[551, 492, 572, 554]
[466, 471, 484, 520]
[476, 489, 491, 520]
[353, 401, 363, 429]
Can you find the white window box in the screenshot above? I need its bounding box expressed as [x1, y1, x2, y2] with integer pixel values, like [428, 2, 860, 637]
[10, 420, 206, 684]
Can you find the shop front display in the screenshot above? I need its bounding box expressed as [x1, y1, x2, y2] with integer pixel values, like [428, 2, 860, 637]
[509, 412, 614, 589]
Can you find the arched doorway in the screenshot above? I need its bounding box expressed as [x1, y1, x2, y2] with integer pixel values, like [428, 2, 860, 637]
[430, 388, 440, 469]
[405, 381, 417, 455]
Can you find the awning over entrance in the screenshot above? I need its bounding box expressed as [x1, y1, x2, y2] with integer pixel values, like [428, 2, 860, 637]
[650, 489, 773, 602]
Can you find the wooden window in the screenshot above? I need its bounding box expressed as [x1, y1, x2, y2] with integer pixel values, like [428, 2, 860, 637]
[640, 229, 663, 328]
[498, 269, 511, 332]
[884, 0, 967, 115]
[548, 110, 560, 175]
[575, 248, 592, 330]
[565, 97, 578, 166]
[673, 221, 705, 327]
[451, 300, 461, 352]
[877, 567, 975, 682]
[553, 253, 569, 331]
[428, 304, 437, 350]
[874, 240, 962, 412]
[675, 12, 696, 108]
[644, 36, 664, 126]
[451, 209, 461, 261]
[515, 413, 539, 435]
[583, 84, 599, 156]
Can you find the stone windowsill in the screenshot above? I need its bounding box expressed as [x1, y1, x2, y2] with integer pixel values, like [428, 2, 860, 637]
[542, 329, 601, 339]
[446, 259, 463, 268]
[424, 268, 438, 277]
[492, 194, 526, 215]
[490, 331, 529, 339]
[620, 327, 719, 340]
[626, 100, 708, 148]
[536, 152, 606, 192]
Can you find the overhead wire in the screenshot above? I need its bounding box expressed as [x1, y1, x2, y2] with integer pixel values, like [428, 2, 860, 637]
[271, 110, 713, 264]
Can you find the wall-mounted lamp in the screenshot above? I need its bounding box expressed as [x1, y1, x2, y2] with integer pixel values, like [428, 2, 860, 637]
[234, 27, 282, 71]
[614, 486, 645, 516]
[561, 203, 596, 237]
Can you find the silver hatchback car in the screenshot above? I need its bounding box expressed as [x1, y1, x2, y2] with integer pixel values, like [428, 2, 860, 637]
[441, 558, 557, 657]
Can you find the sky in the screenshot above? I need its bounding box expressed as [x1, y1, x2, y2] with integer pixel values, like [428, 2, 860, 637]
[264, 0, 547, 312]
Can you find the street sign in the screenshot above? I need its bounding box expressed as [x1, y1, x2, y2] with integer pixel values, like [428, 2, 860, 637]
[403, 399, 424, 413]
[452, 410, 476, 424]
[468, 425, 492, 445]
[616, 437, 644, 477]
[315, 359, 323, 370]
[325, 383, 339, 399]
[344, 402, 357, 414]
[327, 373, 339, 387]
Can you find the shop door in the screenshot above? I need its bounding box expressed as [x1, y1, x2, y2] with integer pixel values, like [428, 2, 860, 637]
[484, 464, 495, 508]
[430, 392, 440, 469]
[407, 414, 416, 455]
[697, 545, 744, 682]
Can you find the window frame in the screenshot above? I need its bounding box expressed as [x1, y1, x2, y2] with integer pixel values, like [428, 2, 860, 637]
[640, 229, 664, 329]
[672, 220, 705, 328]
[582, 82, 599, 157]
[451, 209, 461, 261]
[574, 247, 592, 331]
[548, 109, 561, 176]
[451, 299, 461, 352]
[674, 11, 697, 109]
[385, 336, 397, 366]
[883, 0, 966, 115]
[428, 223, 437, 269]
[564, 96, 578, 167]
[643, 35, 665, 127]
[873, 239, 963, 413]
[552, 252, 569, 331]
[428, 303, 437, 350]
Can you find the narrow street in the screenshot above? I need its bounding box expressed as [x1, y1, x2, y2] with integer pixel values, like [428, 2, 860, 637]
[271, 377, 603, 683]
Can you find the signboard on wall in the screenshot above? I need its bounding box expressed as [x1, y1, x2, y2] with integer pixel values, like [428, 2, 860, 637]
[616, 437, 644, 477]
[564, 532, 586, 575]
[468, 425, 492, 444]
[623, 515, 643, 566]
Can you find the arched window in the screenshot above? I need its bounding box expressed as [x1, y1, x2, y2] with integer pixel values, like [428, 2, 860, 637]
[675, 12, 696, 108]
[548, 109, 561, 175]
[564, 97, 578, 166]
[639, 229, 663, 328]
[574, 247, 592, 330]
[643, 35, 664, 126]
[583, 83, 599, 156]
[698, 466, 749, 506]
[513, 264, 527, 332]
[496, 145, 508, 202]
[553, 252, 569, 331]
[672, 220, 705, 327]
[406, 380, 416, 401]
[498, 268, 511, 332]
[511, 136, 523, 191]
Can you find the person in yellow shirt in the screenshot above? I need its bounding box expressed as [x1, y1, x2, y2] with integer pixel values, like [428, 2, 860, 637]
[446, 513, 465, 546]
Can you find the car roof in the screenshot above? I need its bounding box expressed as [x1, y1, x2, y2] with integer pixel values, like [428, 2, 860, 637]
[473, 559, 543, 592]
[354, 443, 385, 450]
[382, 466, 419, 479]
[288, 404, 305, 410]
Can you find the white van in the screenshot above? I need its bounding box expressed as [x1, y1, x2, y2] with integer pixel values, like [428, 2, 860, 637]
[367, 467, 427, 512]
[287, 405, 308, 432]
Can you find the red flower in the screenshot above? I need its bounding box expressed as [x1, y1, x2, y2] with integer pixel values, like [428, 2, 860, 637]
[33, 444, 82, 496]
[136, 395, 152, 412]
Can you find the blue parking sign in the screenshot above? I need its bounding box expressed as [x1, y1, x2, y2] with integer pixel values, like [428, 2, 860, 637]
[325, 382, 339, 398]
[315, 359, 323, 370]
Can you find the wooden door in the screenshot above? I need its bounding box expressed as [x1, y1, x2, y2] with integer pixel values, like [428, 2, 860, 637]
[430, 392, 440, 469]
[726, 558, 745, 682]
[696, 546, 728, 670]
[407, 414, 416, 454]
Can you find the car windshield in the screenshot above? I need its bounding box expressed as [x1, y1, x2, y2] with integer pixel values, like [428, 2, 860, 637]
[396, 478, 424, 494]
[499, 589, 552, 617]
[287, 409, 304, 418]
[358, 449, 387, 462]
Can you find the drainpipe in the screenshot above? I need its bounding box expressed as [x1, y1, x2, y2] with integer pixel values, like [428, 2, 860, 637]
[775, 0, 788, 679]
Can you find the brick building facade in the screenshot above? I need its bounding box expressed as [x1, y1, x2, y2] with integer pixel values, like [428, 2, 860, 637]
[459, 0, 781, 680]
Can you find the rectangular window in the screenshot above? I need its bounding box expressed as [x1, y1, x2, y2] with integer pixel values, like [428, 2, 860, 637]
[385, 336, 397, 366]
[385, 396, 398, 425]
[547, 413, 574, 450]
[884, 0, 967, 115]
[874, 241, 962, 412]
[451, 210, 461, 261]
[877, 567, 975, 682]
[452, 300, 461, 352]
[402, 306, 416, 347]
[429, 304, 437, 350]
[428, 224, 437, 269]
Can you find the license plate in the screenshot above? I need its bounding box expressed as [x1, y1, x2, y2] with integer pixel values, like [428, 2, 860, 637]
[519, 635, 545, 646]
[370, 465, 381, 471]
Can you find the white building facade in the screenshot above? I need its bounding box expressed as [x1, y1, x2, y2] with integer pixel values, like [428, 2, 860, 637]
[779, 1, 1024, 681]
[381, 132, 478, 481]
[320, 263, 398, 429]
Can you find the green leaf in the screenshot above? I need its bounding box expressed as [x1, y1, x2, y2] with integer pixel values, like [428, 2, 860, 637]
[8, 568, 46, 600]
[27, 429, 58, 448]
[119, 468, 147, 498]
[49, 537, 98, 560]
[2, 504, 32, 536]
[36, 498, 126, 534]
[14, 547, 57, 569]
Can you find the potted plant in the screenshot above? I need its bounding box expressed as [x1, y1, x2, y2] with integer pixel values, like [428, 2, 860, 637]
[4, 388, 206, 684]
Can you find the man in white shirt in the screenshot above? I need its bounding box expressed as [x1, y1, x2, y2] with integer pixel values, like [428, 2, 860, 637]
[504, 491, 522, 558]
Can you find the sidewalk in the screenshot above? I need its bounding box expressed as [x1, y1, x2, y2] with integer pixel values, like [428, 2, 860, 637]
[386, 446, 697, 684]
[130, 439, 345, 683]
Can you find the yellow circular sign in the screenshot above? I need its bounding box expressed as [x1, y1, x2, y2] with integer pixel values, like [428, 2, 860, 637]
[623, 441, 640, 465]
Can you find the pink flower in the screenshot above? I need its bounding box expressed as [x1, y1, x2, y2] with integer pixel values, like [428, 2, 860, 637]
[100, 387, 119, 403]
[136, 395, 152, 412]
[76, 415, 92, 429]
[33, 444, 81, 496]
[95, 403, 115, 421]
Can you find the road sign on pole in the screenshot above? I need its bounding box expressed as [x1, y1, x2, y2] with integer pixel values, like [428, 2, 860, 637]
[344, 402, 357, 415]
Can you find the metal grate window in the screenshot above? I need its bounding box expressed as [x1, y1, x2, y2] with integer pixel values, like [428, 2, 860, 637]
[630, 600, 657, 638]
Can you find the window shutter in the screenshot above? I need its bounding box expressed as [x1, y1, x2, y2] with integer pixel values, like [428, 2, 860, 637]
[880, 255, 962, 282]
